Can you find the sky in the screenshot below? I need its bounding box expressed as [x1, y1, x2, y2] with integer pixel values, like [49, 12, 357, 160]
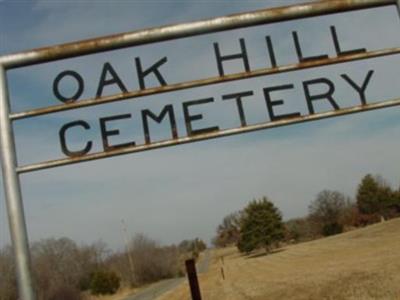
[0, 0, 400, 251]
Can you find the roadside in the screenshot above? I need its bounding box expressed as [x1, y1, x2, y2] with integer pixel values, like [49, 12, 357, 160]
[122, 278, 184, 300]
[120, 249, 211, 300]
[156, 250, 212, 300]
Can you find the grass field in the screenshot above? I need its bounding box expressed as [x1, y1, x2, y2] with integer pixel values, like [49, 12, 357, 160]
[158, 218, 400, 300]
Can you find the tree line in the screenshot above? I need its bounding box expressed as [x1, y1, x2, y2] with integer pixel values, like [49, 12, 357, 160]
[0, 234, 206, 300]
[213, 173, 400, 253]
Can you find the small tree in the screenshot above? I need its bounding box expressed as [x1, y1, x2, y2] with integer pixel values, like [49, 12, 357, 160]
[356, 174, 380, 215]
[356, 174, 398, 218]
[308, 190, 347, 236]
[237, 197, 284, 254]
[213, 211, 242, 247]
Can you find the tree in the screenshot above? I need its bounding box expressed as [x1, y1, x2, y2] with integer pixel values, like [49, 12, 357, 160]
[30, 237, 108, 299]
[178, 238, 207, 253]
[178, 238, 207, 259]
[356, 174, 398, 218]
[213, 211, 242, 247]
[357, 174, 380, 214]
[128, 234, 180, 284]
[308, 190, 347, 236]
[237, 197, 284, 254]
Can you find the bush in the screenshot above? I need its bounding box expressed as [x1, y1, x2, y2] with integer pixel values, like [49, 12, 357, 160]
[89, 270, 120, 295]
[353, 213, 381, 227]
[322, 222, 343, 236]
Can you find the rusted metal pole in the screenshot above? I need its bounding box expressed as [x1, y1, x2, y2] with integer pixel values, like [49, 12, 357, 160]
[9, 46, 400, 121]
[15, 96, 400, 174]
[185, 259, 202, 300]
[0, 0, 395, 69]
[0, 65, 36, 300]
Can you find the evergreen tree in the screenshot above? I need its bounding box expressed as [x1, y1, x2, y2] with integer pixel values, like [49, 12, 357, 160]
[357, 174, 397, 217]
[356, 174, 382, 214]
[237, 197, 284, 254]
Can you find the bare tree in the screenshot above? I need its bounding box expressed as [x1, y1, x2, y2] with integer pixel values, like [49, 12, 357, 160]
[0, 246, 17, 300]
[213, 211, 242, 247]
[128, 234, 181, 284]
[309, 190, 348, 236]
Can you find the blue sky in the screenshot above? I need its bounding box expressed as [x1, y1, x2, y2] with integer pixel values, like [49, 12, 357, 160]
[1, 0, 400, 250]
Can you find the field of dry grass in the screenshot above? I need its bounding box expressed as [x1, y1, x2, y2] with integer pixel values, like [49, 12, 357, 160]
[158, 218, 400, 300]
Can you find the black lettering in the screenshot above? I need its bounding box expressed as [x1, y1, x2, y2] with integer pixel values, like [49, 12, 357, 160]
[135, 57, 168, 90]
[293, 31, 329, 63]
[303, 78, 339, 114]
[53, 70, 84, 103]
[141, 105, 178, 144]
[331, 26, 366, 57]
[99, 114, 135, 151]
[222, 91, 253, 126]
[341, 70, 374, 105]
[59, 120, 92, 157]
[266, 36, 277, 68]
[263, 84, 300, 121]
[213, 38, 250, 76]
[96, 62, 128, 98]
[182, 98, 219, 136]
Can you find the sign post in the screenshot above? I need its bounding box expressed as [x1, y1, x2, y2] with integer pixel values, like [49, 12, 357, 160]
[0, 66, 36, 299]
[185, 259, 202, 300]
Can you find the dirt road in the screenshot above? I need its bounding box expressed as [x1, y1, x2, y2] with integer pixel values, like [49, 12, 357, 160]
[122, 250, 211, 300]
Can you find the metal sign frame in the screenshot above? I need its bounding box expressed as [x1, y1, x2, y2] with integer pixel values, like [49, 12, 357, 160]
[1, 1, 400, 298]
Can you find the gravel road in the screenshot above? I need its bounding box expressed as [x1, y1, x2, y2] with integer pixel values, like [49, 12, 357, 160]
[123, 250, 211, 300]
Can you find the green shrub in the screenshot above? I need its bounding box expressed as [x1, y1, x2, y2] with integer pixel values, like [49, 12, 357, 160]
[89, 270, 120, 295]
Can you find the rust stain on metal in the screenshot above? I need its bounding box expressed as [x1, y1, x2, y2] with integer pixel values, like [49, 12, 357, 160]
[0, 0, 395, 69]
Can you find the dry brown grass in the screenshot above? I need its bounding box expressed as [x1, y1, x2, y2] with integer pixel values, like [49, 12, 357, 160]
[158, 218, 400, 300]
